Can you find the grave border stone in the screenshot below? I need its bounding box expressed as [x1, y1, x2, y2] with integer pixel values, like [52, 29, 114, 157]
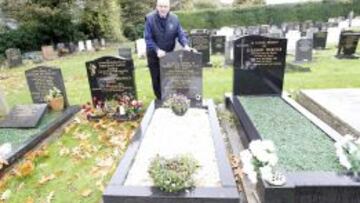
[103, 100, 239, 203]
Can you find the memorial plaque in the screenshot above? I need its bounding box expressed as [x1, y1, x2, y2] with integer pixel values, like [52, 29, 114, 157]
[211, 35, 225, 55]
[25, 66, 69, 107]
[190, 30, 211, 67]
[5, 48, 22, 68]
[86, 56, 136, 107]
[295, 38, 313, 62]
[41, 45, 57, 60]
[336, 31, 360, 58]
[313, 31, 328, 49]
[0, 104, 47, 128]
[118, 48, 132, 59]
[160, 50, 203, 106]
[233, 35, 287, 95]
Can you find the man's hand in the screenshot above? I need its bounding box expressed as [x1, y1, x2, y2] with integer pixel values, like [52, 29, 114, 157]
[157, 49, 166, 58]
[184, 45, 197, 53]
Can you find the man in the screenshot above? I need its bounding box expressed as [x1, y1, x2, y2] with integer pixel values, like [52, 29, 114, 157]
[144, 0, 192, 100]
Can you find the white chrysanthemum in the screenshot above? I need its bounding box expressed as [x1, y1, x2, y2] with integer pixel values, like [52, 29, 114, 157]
[247, 170, 258, 184]
[338, 153, 351, 169]
[261, 140, 275, 152]
[0, 143, 11, 157]
[267, 154, 278, 166]
[259, 165, 273, 182]
[240, 150, 253, 163]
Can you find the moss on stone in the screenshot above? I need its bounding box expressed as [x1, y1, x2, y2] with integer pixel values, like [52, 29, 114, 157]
[238, 96, 342, 172]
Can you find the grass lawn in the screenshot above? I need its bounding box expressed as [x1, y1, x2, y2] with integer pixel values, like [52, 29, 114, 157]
[0, 42, 359, 202]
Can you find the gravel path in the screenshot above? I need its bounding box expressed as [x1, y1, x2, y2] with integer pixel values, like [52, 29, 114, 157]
[124, 108, 221, 187]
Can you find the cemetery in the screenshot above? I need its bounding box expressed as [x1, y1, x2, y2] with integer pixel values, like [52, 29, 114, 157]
[0, 0, 360, 202]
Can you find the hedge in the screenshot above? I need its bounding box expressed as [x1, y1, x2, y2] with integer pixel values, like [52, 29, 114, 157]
[176, 1, 360, 30]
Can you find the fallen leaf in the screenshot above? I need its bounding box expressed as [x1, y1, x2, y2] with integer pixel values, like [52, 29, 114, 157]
[0, 189, 11, 200]
[46, 191, 54, 203]
[39, 174, 56, 185]
[81, 189, 92, 197]
[16, 160, 35, 177]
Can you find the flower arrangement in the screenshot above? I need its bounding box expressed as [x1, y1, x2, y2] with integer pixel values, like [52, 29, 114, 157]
[335, 134, 360, 176]
[0, 143, 11, 170]
[44, 87, 64, 111]
[240, 139, 285, 185]
[148, 155, 199, 193]
[164, 94, 190, 116]
[82, 94, 142, 121]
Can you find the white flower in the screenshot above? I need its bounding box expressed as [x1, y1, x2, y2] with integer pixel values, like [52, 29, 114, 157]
[0, 143, 11, 157]
[247, 170, 258, 184]
[240, 150, 253, 163]
[259, 165, 273, 182]
[338, 153, 351, 169]
[267, 154, 278, 166]
[261, 140, 275, 152]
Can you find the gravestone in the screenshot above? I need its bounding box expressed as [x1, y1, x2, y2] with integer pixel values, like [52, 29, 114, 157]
[336, 31, 360, 59]
[5, 48, 22, 68]
[259, 25, 270, 35]
[190, 29, 211, 67]
[41, 45, 57, 60]
[211, 35, 226, 55]
[25, 66, 69, 107]
[295, 38, 313, 63]
[306, 27, 319, 39]
[78, 41, 85, 52]
[100, 38, 106, 48]
[118, 48, 132, 59]
[247, 26, 260, 35]
[86, 56, 136, 107]
[286, 30, 301, 54]
[327, 27, 341, 45]
[86, 40, 94, 51]
[225, 35, 237, 66]
[233, 35, 287, 95]
[268, 26, 283, 38]
[57, 43, 69, 56]
[313, 31, 328, 49]
[0, 104, 47, 128]
[135, 39, 146, 58]
[68, 42, 77, 53]
[23, 51, 43, 64]
[93, 39, 101, 51]
[0, 88, 9, 116]
[160, 50, 203, 106]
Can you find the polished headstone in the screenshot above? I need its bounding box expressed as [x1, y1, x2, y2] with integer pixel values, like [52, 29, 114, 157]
[313, 31, 328, 50]
[211, 35, 226, 55]
[0, 104, 47, 128]
[295, 38, 313, 62]
[86, 56, 136, 106]
[25, 66, 69, 107]
[160, 50, 203, 106]
[336, 31, 360, 59]
[233, 35, 287, 95]
[190, 29, 211, 67]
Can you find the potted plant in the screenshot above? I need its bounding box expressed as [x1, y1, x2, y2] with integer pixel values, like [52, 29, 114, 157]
[165, 94, 190, 116]
[148, 155, 199, 193]
[44, 87, 64, 111]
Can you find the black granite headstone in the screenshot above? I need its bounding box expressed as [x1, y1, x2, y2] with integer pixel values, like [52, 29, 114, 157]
[295, 38, 313, 62]
[313, 31, 327, 50]
[0, 104, 47, 128]
[25, 66, 69, 107]
[86, 56, 136, 107]
[336, 31, 360, 59]
[118, 48, 132, 59]
[233, 35, 287, 95]
[160, 50, 203, 106]
[190, 30, 211, 67]
[211, 35, 226, 55]
[5, 48, 22, 68]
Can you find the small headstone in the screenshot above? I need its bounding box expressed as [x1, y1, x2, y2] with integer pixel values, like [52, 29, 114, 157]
[135, 39, 146, 58]
[0, 104, 47, 128]
[86, 40, 94, 51]
[190, 29, 211, 67]
[5, 48, 22, 68]
[86, 56, 136, 106]
[247, 26, 260, 35]
[41, 45, 57, 60]
[306, 27, 319, 39]
[313, 31, 328, 50]
[336, 31, 360, 59]
[25, 66, 69, 107]
[100, 38, 106, 48]
[327, 27, 342, 45]
[118, 48, 132, 59]
[93, 39, 101, 51]
[211, 35, 225, 55]
[233, 35, 287, 95]
[57, 43, 69, 56]
[23, 51, 43, 64]
[295, 38, 313, 63]
[268, 26, 283, 38]
[78, 41, 85, 52]
[286, 30, 301, 54]
[225, 35, 237, 66]
[68, 42, 77, 53]
[160, 50, 203, 106]
[0, 88, 9, 116]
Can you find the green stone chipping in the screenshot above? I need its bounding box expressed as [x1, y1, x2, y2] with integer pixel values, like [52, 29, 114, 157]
[238, 96, 342, 172]
[0, 112, 63, 153]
